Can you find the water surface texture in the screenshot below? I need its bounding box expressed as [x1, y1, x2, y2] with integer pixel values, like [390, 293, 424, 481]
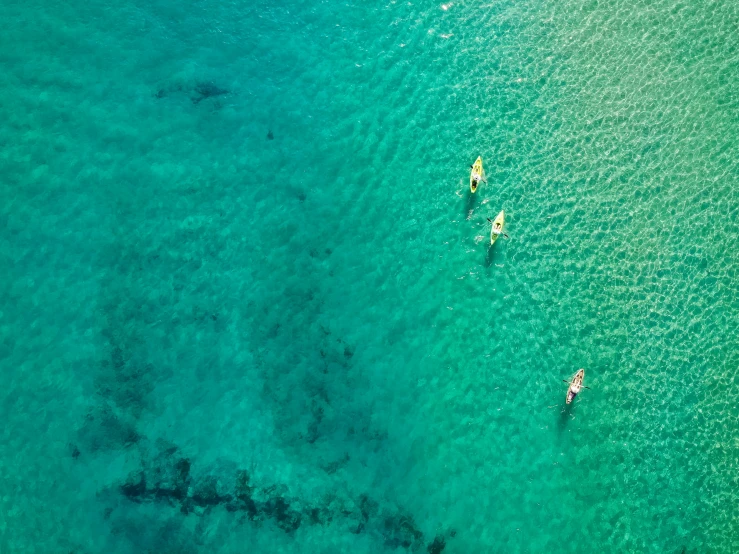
[1, 0, 738, 552]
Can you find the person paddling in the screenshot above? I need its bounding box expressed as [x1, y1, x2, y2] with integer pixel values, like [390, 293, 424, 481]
[470, 165, 487, 185]
[486, 217, 509, 239]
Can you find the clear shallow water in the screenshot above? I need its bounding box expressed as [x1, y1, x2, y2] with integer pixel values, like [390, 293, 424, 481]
[1, 0, 738, 552]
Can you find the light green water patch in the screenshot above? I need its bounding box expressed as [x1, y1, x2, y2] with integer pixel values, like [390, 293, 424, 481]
[474, 0, 739, 550]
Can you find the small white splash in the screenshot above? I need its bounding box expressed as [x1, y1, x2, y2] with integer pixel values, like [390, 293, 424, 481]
[441, 3, 451, 10]
[440, 33, 453, 39]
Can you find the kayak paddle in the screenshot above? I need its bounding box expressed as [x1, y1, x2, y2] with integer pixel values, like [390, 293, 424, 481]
[562, 379, 591, 390]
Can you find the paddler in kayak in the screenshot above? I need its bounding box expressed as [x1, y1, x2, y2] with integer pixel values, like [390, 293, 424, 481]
[470, 166, 486, 188]
[564, 369, 588, 404]
[469, 156, 486, 193]
[486, 216, 509, 240]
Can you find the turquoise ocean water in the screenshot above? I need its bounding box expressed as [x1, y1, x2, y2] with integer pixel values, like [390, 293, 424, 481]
[1, 0, 738, 551]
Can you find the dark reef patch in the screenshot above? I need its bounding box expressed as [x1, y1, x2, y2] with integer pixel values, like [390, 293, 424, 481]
[153, 81, 230, 105]
[230, 470, 259, 518]
[427, 535, 446, 554]
[121, 471, 147, 501]
[97, 342, 154, 418]
[191, 82, 229, 104]
[263, 495, 302, 533]
[117, 445, 451, 551]
[383, 514, 424, 550]
[78, 404, 140, 452]
[322, 452, 350, 475]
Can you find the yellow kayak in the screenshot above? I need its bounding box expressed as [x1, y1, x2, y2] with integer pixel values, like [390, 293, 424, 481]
[490, 210, 505, 245]
[470, 156, 483, 193]
[566, 369, 585, 404]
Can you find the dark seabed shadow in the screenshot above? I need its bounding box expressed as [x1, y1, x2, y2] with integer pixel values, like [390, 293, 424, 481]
[557, 401, 574, 435]
[484, 242, 495, 268]
[464, 190, 477, 217]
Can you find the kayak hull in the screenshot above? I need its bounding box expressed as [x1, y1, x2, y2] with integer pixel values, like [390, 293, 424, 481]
[490, 210, 505, 245]
[470, 156, 483, 193]
[566, 369, 585, 404]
